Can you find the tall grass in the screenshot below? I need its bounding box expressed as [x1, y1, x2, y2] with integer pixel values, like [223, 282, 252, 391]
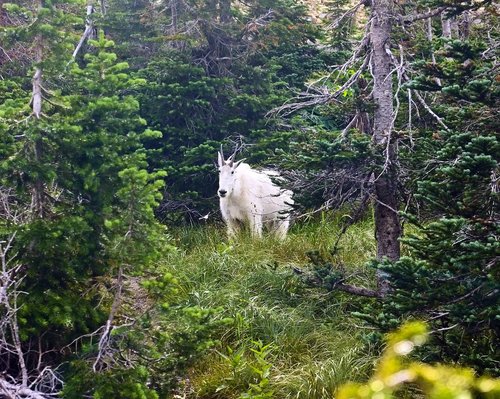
[162, 214, 379, 398]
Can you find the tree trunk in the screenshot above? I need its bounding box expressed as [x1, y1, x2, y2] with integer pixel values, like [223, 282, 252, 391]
[441, 13, 452, 38]
[370, 0, 401, 295]
[0, 0, 6, 29]
[171, 0, 178, 33]
[72, 3, 94, 59]
[100, 0, 106, 15]
[32, 0, 44, 218]
[458, 11, 470, 39]
[426, 11, 442, 86]
[220, 0, 231, 23]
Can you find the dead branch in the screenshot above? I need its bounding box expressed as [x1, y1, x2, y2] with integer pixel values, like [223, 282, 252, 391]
[71, 4, 95, 59]
[270, 51, 372, 117]
[327, 0, 366, 30]
[413, 90, 451, 131]
[293, 266, 382, 298]
[0, 378, 52, 399]
[93, 266, 124, 372]
[401, 6, 447, 23]
[0, 234, 63, 398]
[242, 9, 275, 41]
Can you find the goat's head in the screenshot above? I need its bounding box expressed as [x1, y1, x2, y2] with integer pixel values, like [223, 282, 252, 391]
[217, 147, 245, 198]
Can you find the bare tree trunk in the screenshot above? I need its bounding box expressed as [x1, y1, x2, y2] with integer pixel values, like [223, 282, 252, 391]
[441, 13, 452, 38]
[169, 0, 186, 49]
[171, 0, 178, 33]
[32, 67, 42, 119]
[370, 0, 401, 295]
[220, 0, 231, 23]
[99, 0, 106, 15]
[0, 0, 6, 28]
[32, 0, 44, 219]
[458, 11, 470, 39]
[426, 10, 442, 86]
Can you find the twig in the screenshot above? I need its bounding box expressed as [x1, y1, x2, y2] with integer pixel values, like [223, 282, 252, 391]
[413, 90, 451, 131]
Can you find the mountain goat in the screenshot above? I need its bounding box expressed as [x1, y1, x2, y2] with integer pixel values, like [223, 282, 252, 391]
[217, 148, 293, 239]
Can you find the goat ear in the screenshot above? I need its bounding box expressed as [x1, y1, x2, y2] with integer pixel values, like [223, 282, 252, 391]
[233, 159, 246, 169]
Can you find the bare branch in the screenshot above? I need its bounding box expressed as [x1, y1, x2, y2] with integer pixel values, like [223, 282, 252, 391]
[292, 266, 382, 298]
[0, 378, 51, 399]
[71, 4, 95, 59]
[270, 52, 372, 117]
[328, 0, 366, 30]
[333, 282, 383, 298]
[93, 266, 124, 372]
[401, 6, 447, 23]
[0, 234, 63, 397]
[413, 90, 451, 131]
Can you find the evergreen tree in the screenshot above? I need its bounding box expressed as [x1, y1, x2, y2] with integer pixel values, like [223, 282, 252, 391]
[278, 0, 498, 375]
[358, 8, 499, 373]
[0, 1, 173, 391]
[111, 0, 333, 220]
[360, 129, 499, 374]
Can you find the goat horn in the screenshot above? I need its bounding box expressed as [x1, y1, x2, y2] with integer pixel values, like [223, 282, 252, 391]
[233, 158, 246, 169]
[218, 144, 225, 166]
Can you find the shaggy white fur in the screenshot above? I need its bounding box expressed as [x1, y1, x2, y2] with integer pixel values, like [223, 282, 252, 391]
[217, 150, 293, 239]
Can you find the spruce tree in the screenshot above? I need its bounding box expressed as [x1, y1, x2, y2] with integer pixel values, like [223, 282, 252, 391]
[362, 129, 499, 374]
[356, 7, 499, 374]
[0, 1, 170, 391]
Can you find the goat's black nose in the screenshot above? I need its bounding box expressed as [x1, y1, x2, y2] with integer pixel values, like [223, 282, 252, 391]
[219, 189, 227, 197]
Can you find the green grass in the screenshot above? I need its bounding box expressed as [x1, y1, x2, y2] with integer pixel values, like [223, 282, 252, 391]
[162, 214, 379, 398]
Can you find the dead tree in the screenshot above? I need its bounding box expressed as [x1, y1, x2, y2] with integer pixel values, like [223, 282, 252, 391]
[0, 234, 63, 398]
[370, 0, 401, 295]
[31, 0, 45, 219]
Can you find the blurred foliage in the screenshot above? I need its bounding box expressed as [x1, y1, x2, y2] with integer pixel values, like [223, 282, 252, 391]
[338, 321, 500, 399]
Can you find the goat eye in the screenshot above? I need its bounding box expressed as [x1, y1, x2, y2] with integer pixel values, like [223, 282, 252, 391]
[231, 171, 235, 175]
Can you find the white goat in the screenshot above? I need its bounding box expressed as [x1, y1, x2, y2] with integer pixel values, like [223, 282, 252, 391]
[217, 148, 293, 239]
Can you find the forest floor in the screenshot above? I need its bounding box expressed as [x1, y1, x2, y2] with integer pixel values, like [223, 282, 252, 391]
[162, 213, 380, 398]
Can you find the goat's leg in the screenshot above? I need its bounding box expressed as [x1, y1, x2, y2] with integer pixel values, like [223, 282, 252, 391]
[274, 219, 289, 240]
[249, 214, 263, 238]
[226, 220, 239, 239]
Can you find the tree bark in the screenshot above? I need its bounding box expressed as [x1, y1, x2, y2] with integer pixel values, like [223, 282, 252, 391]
[426, 11, 442, 86]
[72, 3, 94, 59]
[458, 11, 470, 39]
[220, 0, 231, 23]
[441, 13, 452, 38]
[370, 0, 401, 295]
[171, 0, 178, 33]
[32, 0, 44, 218]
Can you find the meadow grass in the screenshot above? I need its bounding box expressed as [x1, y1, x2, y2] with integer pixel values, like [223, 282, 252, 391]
[162, 213, 380, 398]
